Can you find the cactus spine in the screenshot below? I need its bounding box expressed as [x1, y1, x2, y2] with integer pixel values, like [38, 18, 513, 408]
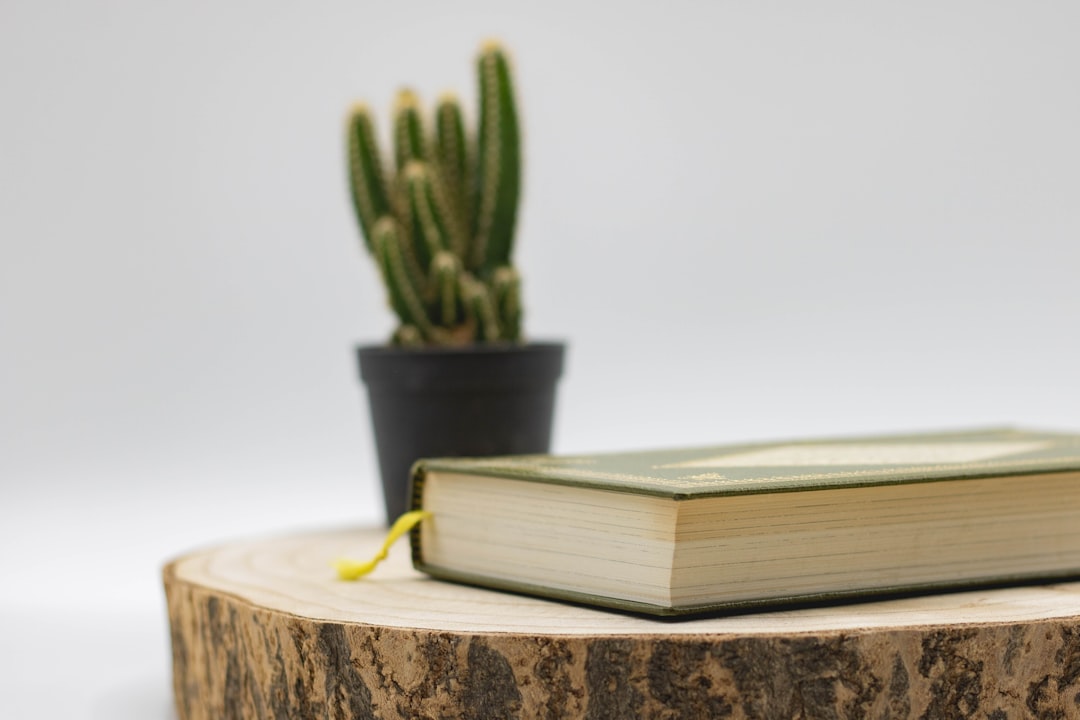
[348, 42, 524, 346]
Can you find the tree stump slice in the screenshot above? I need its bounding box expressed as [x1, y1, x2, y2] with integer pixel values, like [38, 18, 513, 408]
[164, 527, 1080, 719]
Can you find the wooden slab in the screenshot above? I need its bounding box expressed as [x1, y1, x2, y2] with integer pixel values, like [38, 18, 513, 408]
[164, 527, 1080, 719]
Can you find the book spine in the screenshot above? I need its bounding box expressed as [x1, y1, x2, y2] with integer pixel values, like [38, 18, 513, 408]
[407, 462, 429, 566]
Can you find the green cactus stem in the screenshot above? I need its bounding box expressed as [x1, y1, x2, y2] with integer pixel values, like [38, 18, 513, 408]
[347, 104, 392, 252]
[492, 265, 522, 341]
[431, 251, 463, 327]
[471, 42, 520, 274]
[403, 161, 444, 269]
[403, 160, 467, 272]
[434, 93, 470, 259]
[393, 90, 428, 172]
[460, 275, 501, 341]
[373, 217, 432, 339]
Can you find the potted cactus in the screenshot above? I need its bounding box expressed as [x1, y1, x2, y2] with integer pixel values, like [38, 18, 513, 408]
[348, 41, 565, 523]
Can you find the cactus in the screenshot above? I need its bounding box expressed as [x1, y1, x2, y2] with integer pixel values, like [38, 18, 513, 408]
[347, 41, 523, 346]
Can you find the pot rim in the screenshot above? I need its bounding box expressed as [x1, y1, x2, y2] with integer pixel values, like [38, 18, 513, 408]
[356, 340, 566, 389]
[356, 339, 565, 357]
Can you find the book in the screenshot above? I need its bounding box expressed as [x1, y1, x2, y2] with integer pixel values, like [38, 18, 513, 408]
[406, 428, 1080, 616]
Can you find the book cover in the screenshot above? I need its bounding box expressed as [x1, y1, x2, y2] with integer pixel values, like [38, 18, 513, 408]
[412, 427, 1080, 498]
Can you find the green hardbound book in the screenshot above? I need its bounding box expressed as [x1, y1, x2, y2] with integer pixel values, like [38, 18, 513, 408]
[407, 428, 1080, 616]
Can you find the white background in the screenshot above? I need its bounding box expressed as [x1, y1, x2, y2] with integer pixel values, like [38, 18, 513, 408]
[3, 1, 1079, 716]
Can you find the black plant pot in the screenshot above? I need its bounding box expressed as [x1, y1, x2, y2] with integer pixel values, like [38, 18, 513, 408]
[358, 342, 565, 523]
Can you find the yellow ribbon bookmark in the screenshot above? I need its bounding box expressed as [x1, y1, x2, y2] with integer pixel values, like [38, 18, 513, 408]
[334, 510, 432, 580]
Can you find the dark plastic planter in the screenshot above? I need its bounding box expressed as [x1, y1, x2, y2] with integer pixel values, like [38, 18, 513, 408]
[358, 342, 565, 523]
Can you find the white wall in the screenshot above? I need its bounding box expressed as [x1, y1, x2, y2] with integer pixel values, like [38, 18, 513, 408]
[2, 1, 1079, 715]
